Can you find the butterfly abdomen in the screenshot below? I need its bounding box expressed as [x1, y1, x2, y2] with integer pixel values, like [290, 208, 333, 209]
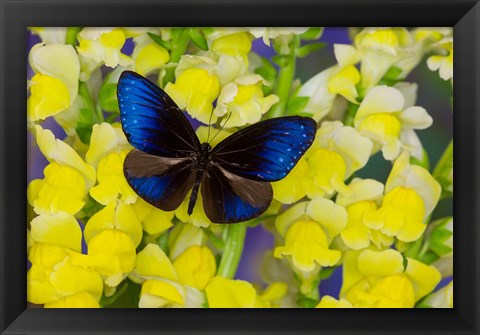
[188, 142, 212, 215]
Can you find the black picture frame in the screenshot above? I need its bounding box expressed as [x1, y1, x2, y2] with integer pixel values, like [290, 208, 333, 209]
[1, 0, 479, 334]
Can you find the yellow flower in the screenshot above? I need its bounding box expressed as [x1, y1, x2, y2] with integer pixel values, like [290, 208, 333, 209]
[295, 67, 338, 121]
[30, 27, 67, 44]
[86, 229, 137, 287]
[336, 178, 392, 250]
[422, 281, 453, 308]
[29, 213, 82, 252]
[85, 122, 131, 166]
[132, 244, 177, 281]
[341, 249, 441, 308]
[86, 123, 136, 205]
[363, 152, 441, 242]
[132, 197, 174, 236]
[28, 162, 88, 215]
[354, 86, 433, 160]
[208, 31, 252, 84]
[427, 37, 453, 81]
[205, 276, 257, 308]
[77, 28, 132, 68]
[44, 292, 100, 308]
[254, 282, 288, 308]
[274, 200, 345, 293]
[249, 27, 308, 47]
[271, 156, 310, 204]
[310, 122, 373, 198]
[327, 44, 361, 103]
[27, 243, 103, 305]
[140, 279, 185, 308]
[165, 68, 220, 124]
[28, 74, 70, 122]
[173, 245, 216, 290]
[364, 186, 426, 242]
[28, 43, 80, 121]
[130, 244, 188, 308]
[210, 31, 252, 58]
[316, 296, 353, 308]
[274, 219, 341, 272]
[132, 34, 170, 76]
[168, 221, 207, 260]
[214, 75, 278, 127]
[355, 28, 410, 91]
[85, 200, 143, 247]
[33, 125, 96, 188]
[89, 150, 138, 205]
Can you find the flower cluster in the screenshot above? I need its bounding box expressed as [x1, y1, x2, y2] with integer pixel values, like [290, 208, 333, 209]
[27, 27, 453, 308]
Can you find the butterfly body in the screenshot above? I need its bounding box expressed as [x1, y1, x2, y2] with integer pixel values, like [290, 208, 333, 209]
[118, 71, 317, 223]
[188, 142, 213, 215]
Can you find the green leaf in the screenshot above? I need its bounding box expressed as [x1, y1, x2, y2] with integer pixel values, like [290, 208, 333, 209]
[98, 83, 119, 113]
[409, 149, 430, 170]
[430, 228, 453, 242]
[202, 27, 214, 36]
[100, 281, 129, 307]
[296, 42, 326, 58]
[297, 296, 318, 308]
[75, 106, 96, 144]
[429, 241, 452, 256]
[189, 28, 208, 51]
[148, 32, 172, 50]
[286, 96, 310, 115]
[155, 231, 170, 254]
[254, 56, 277, 83]
[420, 251, 440, 264]
[319, 266, 337, 280]
[300, 27, 324, 40]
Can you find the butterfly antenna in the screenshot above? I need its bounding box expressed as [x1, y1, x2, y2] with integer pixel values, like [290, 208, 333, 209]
[209, 112, 232, 144]
[206, 108, 215, 143]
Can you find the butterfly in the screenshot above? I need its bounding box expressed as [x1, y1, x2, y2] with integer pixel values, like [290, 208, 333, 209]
[117, 71, 317, 223]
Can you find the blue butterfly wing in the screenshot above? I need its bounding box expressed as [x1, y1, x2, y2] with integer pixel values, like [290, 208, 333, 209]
[210, 116, 317, 182]
[124, 149, 195, 211]
[117, 71, 201, 157]
[201, 165, 272, 223]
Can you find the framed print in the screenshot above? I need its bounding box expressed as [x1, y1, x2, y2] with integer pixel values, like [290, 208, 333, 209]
[1, 0, 479, 334]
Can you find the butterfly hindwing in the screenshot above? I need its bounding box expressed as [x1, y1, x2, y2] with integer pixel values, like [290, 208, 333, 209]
[124, 149, 195, 211]
[210, 116, 317, 182]
[117, 71, 201, 158]
[201, 165, 272, 223]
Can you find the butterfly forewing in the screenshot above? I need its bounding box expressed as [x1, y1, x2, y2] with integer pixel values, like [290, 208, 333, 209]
[210, 116, 317, 182]
[117, 71, 201, 157]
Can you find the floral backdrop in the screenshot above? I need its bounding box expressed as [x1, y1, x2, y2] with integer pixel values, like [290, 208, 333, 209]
[27, 27, 453, 308]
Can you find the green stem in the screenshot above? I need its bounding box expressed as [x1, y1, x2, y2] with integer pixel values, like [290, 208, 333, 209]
[344, 102, 359, 126]
[268, 37, 299, 118]
[433, 139, 453, 178]
[217, 223, 247, 278]
[162, 28, 191, 87]
[65, 27, 82, 46]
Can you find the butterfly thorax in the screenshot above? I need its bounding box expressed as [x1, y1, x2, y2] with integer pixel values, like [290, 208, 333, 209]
[188, 142, 212, 215]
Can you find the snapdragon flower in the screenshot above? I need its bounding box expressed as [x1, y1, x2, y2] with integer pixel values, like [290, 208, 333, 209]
[28, 43, 80, 122]
[354, 86, 433, 160]
[341, 249, 441, 307]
